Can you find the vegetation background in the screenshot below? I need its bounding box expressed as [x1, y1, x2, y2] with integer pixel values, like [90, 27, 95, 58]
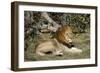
[24, 11, 90, 61]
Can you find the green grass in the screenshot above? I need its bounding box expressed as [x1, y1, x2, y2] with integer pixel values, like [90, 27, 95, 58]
[24, 31, 90, 61]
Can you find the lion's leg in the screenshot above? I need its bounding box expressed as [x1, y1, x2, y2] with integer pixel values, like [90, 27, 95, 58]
[67, 47, 82, 53]
[53, 50, 64, 56]
[36, 51, 46, 56]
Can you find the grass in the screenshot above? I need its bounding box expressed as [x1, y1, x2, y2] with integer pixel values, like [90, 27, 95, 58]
[24, 31, 90, 61]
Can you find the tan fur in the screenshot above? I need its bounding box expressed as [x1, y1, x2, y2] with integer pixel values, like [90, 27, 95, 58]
[55, 25, 73, 44]
[35, 25, 82, 56]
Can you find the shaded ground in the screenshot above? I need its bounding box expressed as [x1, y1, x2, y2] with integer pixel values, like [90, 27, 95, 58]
[24, 30, 90, 61]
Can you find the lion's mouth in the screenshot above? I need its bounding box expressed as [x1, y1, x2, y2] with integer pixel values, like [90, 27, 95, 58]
[62, 42, 75, 48]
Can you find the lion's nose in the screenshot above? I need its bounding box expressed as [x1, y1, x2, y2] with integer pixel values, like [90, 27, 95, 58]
[68, 39, 72, 43]
[68, 39, 75, 48]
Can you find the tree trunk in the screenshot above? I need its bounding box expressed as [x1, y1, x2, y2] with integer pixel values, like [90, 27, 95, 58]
[41, 12, 60, 32]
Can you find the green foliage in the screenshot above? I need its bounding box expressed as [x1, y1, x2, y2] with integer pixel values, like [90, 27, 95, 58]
[24, 11, 90, 39]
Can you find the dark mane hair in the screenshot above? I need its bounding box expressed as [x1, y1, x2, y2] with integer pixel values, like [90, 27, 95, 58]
[55, 25, 72, 44]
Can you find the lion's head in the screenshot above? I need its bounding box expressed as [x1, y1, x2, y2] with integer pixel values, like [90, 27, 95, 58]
[55, 25, 74, 48]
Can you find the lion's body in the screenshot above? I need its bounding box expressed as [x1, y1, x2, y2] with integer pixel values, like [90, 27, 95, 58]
[35, 25, 82, 56]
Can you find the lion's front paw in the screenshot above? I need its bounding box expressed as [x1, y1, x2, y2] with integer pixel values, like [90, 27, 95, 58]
[68, 47, 82, 53]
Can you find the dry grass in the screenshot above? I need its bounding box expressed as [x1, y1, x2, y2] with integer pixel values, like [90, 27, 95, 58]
[24, 30, 90, 61]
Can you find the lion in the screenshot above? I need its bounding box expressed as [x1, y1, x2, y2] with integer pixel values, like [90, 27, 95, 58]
[35, 25, 82, 56]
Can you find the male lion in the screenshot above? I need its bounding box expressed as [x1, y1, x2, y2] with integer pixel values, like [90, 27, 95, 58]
[35, 25, 82, 56]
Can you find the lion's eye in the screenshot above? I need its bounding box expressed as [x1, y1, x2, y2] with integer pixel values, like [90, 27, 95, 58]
[65, 33, 68, 35]
[66, 33, 71, 36]
[66, 33, 73, 38]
